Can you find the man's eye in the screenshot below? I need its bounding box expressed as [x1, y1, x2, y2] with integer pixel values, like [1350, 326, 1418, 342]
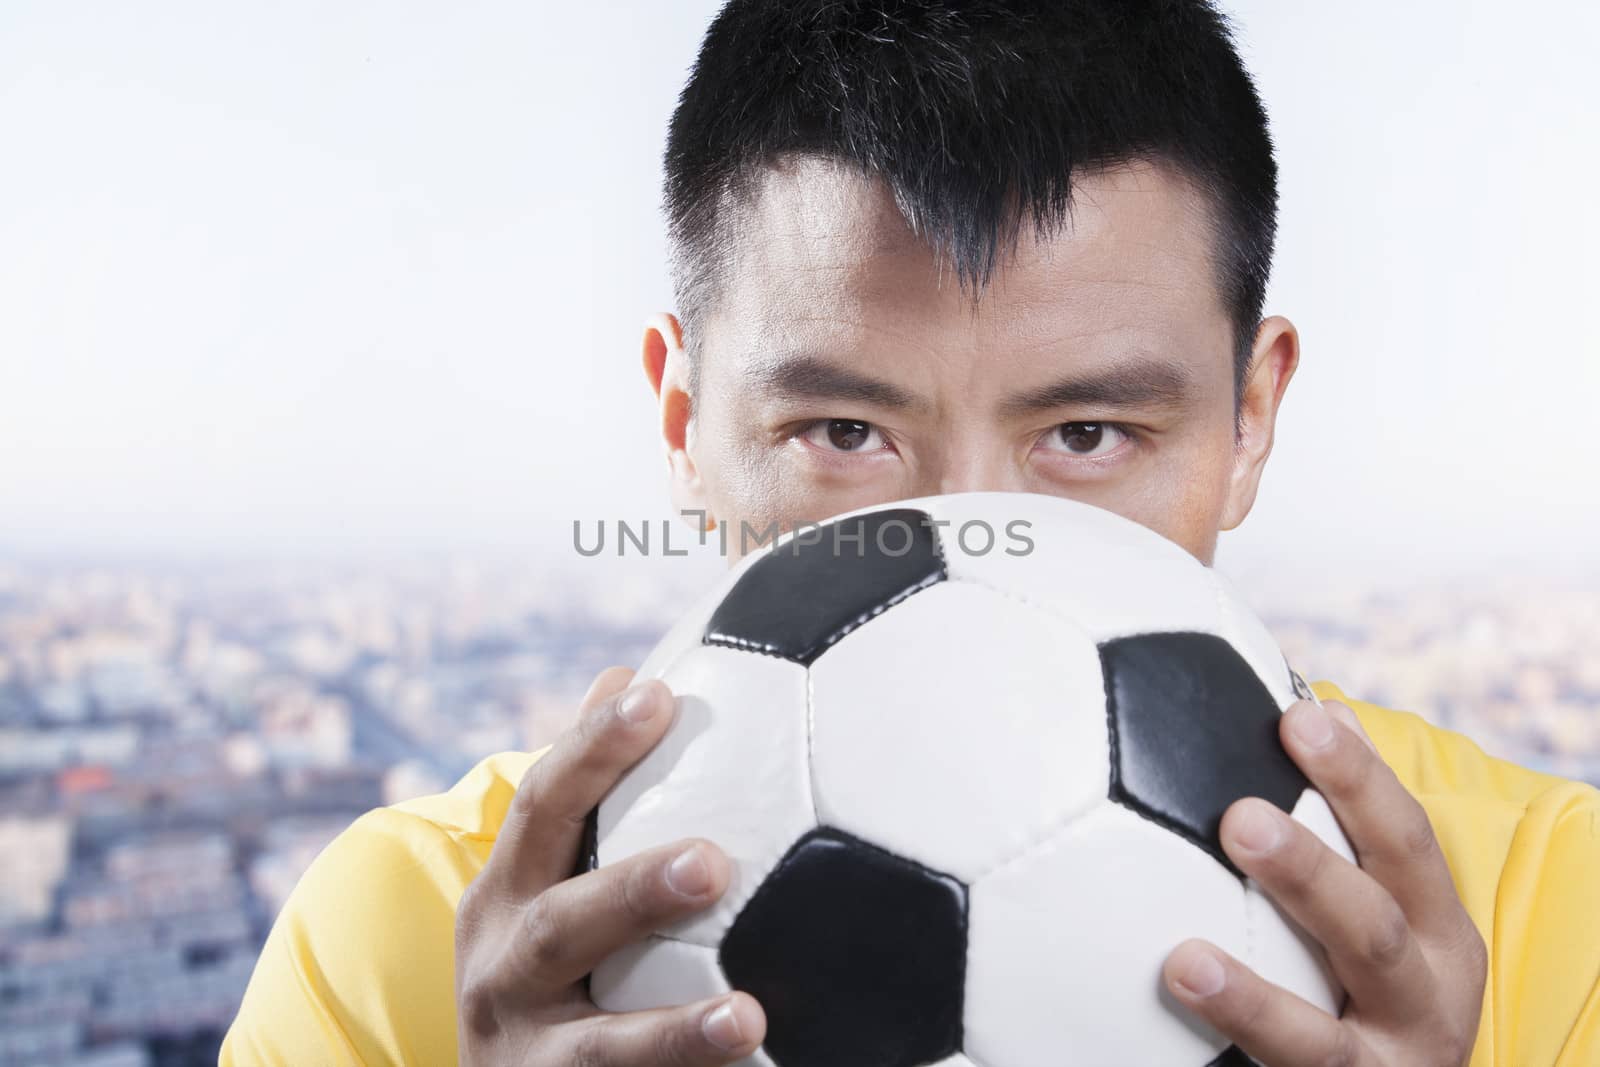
[798, 418, 886, 453]
[1039, 421, 1129, 457]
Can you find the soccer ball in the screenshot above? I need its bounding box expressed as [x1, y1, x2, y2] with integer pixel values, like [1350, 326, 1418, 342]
[587, 491, 1352, 1066]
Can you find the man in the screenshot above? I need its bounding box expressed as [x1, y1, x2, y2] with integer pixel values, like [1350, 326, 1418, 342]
[222, 1, 1600, 1064]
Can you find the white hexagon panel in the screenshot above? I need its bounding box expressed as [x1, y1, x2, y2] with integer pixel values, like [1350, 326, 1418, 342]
[596, 644, 816, 946]
[928, 491, 1224, 643]
[807, 580, 1110, 884]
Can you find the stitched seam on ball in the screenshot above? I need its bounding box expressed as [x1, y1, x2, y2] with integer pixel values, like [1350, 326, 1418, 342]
[642, 640, 709, 686]
[940, 571, 1178, 643]
[1112, 795, 1246, 884]
[973, 797, 1114, 889]
[939, 572, 1072, 625]
[804, 667, 820, 826]
[940, 572, 1251, 882]
[805, 565, 947, 661]
[1244, 874, 1257, 975]
[651, 930, 719, 949]
[703, 565, 946, 663]
[935, 572, 1116, 884]
[700, 632, 790, 658]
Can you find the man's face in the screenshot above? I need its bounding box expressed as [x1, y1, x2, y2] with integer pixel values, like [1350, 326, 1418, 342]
[646, 155, 1298, 566]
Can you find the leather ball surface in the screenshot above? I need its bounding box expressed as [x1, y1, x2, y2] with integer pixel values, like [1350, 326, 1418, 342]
[588, 491, 1352, 1067]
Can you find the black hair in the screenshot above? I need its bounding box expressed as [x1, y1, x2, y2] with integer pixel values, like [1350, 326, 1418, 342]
[663, 0, 1278, 403]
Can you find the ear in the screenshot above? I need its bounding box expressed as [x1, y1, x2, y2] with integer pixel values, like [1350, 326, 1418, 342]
[1219, 315, 1299, 531]
[642, 312, 713, 528]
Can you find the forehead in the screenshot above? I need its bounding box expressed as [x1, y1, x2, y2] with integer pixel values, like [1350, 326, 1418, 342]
[702, 154, 1231, 366]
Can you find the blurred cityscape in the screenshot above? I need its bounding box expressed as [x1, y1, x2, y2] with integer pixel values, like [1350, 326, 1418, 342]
[0, 557, 1596, 1066]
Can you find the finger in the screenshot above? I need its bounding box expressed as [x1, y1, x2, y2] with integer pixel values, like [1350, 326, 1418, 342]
[488, 679, 676, 892]
[507, 838, 730, 998]
[1324, 698, 1379, 757]
[1164, 939, 1372, 1067]
[552, 992, 766, 1066]
[1279, 699, 1463, 938]
[580, 666, 637, 716]
[1220, 796, 1438, 1022]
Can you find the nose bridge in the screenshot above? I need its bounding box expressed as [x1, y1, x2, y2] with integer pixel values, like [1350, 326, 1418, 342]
[913, 416, 1028, 497]
[939, 452, 1027, 496]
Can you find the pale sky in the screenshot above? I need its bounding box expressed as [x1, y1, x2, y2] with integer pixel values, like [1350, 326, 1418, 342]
[2, 0, 1597, 580]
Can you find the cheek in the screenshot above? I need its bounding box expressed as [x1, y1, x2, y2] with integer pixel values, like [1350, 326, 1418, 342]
[1136, 434, 1236, 560]
[700, 435, 913, 552]
[699, 432, 786, 527]
[1048, 430, 1234, 562]
[692, 393, 909, 533]
[713, 457, 891, 536]
[695, 417, 823, 534]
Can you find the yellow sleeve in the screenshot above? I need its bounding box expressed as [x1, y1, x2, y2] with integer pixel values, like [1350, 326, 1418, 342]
[1312, 681, 1600, 1066]
[220, 807, 484, 1066]
[1493, 781, 1600, 1066]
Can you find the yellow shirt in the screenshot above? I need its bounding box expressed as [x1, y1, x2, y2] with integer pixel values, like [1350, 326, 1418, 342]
[220, 681, 1600, 1066]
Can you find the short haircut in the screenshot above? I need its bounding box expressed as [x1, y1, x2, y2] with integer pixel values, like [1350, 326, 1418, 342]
[663, 0, 1279, 404]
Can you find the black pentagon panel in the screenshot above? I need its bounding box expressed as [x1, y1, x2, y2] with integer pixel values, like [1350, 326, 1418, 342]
[1100, 632, 1309, 879]
[704, 508, 946, 665]
[1208, 1045, 1262, 1066]
[720, 827, 967, 1067]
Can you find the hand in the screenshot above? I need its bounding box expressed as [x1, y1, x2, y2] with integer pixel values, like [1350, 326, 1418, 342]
[454, 666, 768, 1065]
[1161, 698, 1488, 1066]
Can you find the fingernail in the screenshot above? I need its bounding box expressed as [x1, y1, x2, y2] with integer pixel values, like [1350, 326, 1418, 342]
[617, 684, 659, 724]
[703, 998, 746, 1051]
[1176, 950, 1227, 998]
[1291, 700, 1334, 750]
[1233, 802, 1284, 855]
[667, 844, 712, 897]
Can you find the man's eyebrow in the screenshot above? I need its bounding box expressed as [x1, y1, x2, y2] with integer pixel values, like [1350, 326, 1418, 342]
[749, 352, 928, 412]
[998, 357, 1198, 417]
